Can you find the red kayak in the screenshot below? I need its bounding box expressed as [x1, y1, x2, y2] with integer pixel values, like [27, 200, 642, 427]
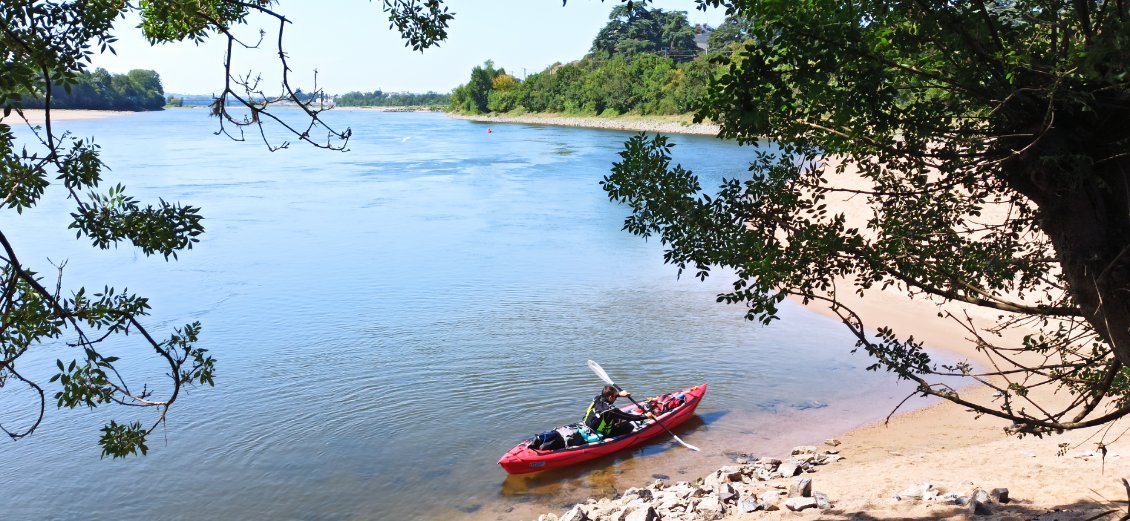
[498, 384, 707, 474]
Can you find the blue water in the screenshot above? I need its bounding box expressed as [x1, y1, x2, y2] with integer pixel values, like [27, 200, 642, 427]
[0, 110, 933, 520]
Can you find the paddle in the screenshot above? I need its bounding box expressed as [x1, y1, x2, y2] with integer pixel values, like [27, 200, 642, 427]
[586, 359, 701, 452]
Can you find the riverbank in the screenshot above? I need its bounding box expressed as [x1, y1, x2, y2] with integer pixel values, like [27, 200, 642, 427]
[2, 108, 136, 125]
[448, 112, 721, 136]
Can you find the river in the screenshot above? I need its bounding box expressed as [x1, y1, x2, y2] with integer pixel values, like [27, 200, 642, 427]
[1, 109, 929, 520]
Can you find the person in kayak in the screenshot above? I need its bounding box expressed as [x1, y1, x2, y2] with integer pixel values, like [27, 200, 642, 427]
[583, 385, 657, 438]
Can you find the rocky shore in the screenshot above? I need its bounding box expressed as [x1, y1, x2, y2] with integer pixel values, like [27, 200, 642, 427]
[447, 112, 721, 136]
[534, 441, 1026, 521]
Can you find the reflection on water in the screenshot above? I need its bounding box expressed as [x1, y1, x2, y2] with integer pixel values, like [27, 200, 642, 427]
[0, 110, 944, 521]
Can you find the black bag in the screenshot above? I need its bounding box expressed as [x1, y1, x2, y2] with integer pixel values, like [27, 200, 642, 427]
[529, 430, 564, 451]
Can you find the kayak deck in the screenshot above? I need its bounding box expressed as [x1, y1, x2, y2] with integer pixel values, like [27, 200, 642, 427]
[498, 384, 707, 475]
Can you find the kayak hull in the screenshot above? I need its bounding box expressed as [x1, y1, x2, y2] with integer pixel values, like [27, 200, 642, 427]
[498, 383, 707, 475]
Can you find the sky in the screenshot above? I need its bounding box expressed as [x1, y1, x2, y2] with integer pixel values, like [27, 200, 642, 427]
[90, 0, 727, 96]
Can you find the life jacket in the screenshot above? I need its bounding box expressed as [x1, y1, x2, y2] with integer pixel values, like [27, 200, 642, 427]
[583, 395, 617, 436]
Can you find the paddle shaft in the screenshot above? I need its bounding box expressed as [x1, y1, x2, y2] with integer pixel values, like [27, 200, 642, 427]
[609, 383, 700, 451]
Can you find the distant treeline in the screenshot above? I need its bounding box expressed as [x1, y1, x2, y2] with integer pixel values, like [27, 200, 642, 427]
[22, 68, 166, 111]
[450, 6, 751, 117]
[336, 90, 450, 108]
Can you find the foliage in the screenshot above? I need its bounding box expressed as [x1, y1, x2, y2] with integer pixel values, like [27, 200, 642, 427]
[0, 0, 450, 457]
[336, 90, 450, 108]
[603, 0, 1130, 435]
[705, 15, 752, 52]
[20, 68, 167, 111]
[449, 4, 719, 118]
[592, 3, 701, 62]
[452, 52, 719, 117]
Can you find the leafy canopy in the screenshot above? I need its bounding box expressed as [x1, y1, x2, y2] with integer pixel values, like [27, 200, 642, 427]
[604, 0, 1130, 435]
[0, 0, 452, 457]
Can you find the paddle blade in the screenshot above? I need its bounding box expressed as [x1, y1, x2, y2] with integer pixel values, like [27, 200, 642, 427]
[587, 360, 615, 386]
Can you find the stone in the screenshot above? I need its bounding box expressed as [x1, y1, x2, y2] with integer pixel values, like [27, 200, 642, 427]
[825, 438, 842, 447]
[784, 497, 819, 511]
[695, 496, 725, 520]
[657, 492, 685, 511]
[789, 477, 813, 498]
[756, 457, 782, 466]
[717, 482, 739, 503]
[624, 506, 659, 521]
[970, 488, 992, 515]
[778, 462, 802, 477]
[898, 482, 932, 500]
[814, 492, 833, 509]
[990, 488, 1010, 503]
[560, 505, 588, 521]
[760, 490, 785, 504]
[792, 445, 818, 455]
[737, 498, 763, 513]
[719, 466, 743, 482]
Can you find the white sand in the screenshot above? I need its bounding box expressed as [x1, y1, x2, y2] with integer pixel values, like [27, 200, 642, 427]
[2, 108, 133, 125]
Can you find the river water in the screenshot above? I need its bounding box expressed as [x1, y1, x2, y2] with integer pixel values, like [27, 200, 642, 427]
[0, 110, 933, 520]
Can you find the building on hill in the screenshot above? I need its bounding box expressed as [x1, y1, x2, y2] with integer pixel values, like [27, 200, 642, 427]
[694, 24, 714, 51]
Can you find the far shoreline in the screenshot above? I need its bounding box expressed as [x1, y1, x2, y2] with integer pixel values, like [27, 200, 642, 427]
[447, 111, 722, 136]
[2, 108, 138, 125]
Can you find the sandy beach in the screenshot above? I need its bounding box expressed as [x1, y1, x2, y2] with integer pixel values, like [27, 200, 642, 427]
[1, 108, 135, 125]
[718, 159, 1130, 520]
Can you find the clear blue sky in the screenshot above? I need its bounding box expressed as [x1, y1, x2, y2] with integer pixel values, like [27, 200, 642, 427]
[90, 0, 726, 95]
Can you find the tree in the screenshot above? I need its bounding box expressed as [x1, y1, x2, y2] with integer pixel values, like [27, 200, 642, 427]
[705, 15, 753, 52]
[603, 0, 1130, 435]
[590, 4, 701, 61]
[1, 0, 453, 457]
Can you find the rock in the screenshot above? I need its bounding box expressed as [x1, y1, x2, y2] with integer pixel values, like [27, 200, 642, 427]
[789, 477, 813, 498]
[784, 497, 819, 511]
[990, 487, 1010, 503]
[695, 496, 725, 520]
[778, 461, 802, 477]
[717, 482, 739, 503]
[825, 438, 842, 447]
[538, 514, 559, 521]
[722, 466, 744, 482]
[657, 492, 685, 511]
[756, 457, 782, 467]
[755, 467, 774, 481]
[737, 498, 763, 513]
[735, 456, 750, 465]
[624, 506, 659, 521]
[792, 445, 818, 455]
[970, 488, 992, 515]
[607, 506, 630, 521]
[898, 482, 932, 500]
[560, 505, 588, 521]
[760, 490, 785, 505]
[814, 492, 833, 509]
